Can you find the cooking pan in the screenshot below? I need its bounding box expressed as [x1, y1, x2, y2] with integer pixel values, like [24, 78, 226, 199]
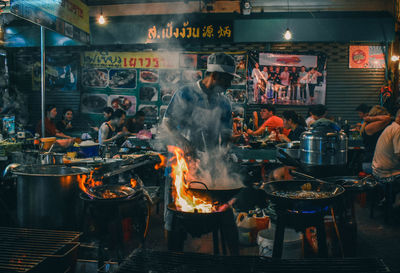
[186, 181, 243, 204]
[167, 202, 230, 237]
[263, 180, 345, 211]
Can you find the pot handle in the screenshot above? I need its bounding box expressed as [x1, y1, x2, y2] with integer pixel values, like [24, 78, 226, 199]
[44, 242, 80, 258]
[187, 181, 209, 191]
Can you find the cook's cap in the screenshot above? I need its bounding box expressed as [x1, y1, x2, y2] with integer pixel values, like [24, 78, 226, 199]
[207, 53, 239, 77]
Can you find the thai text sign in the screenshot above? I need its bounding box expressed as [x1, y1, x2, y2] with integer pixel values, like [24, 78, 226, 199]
[10, 0, 90, 44]
[349, 45, 385, 69]
[82, 51, 180, 69]
[146, 21, 233, 43]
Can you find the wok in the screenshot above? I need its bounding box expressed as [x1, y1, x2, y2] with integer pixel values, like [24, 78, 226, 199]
[263, 180, 345, 211]
[167, 202, 230, 237]
[86, 184, 137, 200]
[186, 181, 243, 204]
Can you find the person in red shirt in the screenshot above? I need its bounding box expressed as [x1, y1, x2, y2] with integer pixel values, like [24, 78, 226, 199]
[36, 105, 72, 138]
[247, 104, 288, 136]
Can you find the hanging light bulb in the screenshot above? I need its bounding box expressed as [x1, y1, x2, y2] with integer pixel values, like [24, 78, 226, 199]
[283, 28, 292, 40]
[98, 7, 106, 25]
[391, 55, 399, 62]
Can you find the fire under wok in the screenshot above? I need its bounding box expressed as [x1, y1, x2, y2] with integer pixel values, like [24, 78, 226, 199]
[263, 180, 345, 211]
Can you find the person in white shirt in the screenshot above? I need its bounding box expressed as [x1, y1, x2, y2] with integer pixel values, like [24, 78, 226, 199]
[372, 107, 400, 218]
[306, 67, 322, 104]
[299, 66, 308, 103]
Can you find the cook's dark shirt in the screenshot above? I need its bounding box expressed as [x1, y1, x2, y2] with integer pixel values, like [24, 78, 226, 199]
[288, 126, 306, 141]
[56, 120, 73, 134]
[126, 118, 144, 134]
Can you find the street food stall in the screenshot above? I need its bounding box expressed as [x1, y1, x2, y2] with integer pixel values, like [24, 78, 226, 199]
[0, 0, 399, 272]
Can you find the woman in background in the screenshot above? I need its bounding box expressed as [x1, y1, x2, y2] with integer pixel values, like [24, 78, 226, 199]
[56, 108, 74, 134]
[278, 110, 307, 142]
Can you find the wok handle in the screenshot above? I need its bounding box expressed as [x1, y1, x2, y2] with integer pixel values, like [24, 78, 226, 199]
[187, 181, 209, 191]
[277, 148, 303, 169]
[289, 170, 327, 184]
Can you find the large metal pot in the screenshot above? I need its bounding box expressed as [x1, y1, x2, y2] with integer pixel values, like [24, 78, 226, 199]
[40, 153, 64, 165]
[300, 127, 347, 166]
[12, 165, 90, 229]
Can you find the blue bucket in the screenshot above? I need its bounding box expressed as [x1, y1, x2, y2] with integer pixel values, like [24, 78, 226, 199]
[79, 145, 99, 158]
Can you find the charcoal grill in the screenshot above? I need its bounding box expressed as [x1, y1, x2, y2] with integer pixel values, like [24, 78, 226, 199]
[0, 226, 81, 273]
[116, 249, 391, 273]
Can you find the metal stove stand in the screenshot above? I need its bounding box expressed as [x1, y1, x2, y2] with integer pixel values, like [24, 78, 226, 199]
[116, 249, 391, 273]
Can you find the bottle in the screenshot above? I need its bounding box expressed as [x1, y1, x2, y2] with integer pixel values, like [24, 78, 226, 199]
[343, 120, 350, 136]
[33, 133, 40, 150]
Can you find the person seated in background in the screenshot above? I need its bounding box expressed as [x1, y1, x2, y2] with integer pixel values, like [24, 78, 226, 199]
[372, 107, 400, 210]
[354, 103, 371, 131]
[98, 109, 128, 145]
[305, 106, 316, 128]
[278, 110, 307, 142]
[36, 104, 72, 138]
[125, 110, 146, 134]
[56, 108, 74, 134]
[309, 104, 340, 131]
[360, 105, 391, 163]
[91, 107, 114, 132]
[246, 104, 287, 136]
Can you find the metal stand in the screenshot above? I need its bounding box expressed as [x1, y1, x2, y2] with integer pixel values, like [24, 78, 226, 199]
[272, 209, 328, 258]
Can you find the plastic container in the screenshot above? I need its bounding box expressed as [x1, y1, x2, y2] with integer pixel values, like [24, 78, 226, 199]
[257, 225, 303, 258]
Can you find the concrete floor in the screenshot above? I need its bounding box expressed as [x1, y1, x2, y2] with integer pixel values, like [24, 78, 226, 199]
[144, 200, 400, 272]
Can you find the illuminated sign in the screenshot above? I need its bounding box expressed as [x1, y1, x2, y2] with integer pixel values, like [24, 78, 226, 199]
[10, 0, 90, 44]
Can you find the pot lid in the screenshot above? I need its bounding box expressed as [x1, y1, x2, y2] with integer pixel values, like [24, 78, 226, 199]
[12, 165, 90, 176]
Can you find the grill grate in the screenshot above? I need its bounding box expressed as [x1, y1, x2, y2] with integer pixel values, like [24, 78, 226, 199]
[116, 249, 391, 273]
[0, 227, 81, 272]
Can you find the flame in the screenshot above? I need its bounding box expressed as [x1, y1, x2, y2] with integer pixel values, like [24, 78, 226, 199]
[130, 178, 137, 188]
[154, 154, 167, 170]
[168, 145, 214, 213]
[77, 171, 102, 195]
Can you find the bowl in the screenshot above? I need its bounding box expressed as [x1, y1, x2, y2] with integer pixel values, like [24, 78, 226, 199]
[40, 137, 56, 150]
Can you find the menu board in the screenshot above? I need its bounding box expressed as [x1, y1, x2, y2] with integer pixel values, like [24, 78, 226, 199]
[81, 51, 247, 124]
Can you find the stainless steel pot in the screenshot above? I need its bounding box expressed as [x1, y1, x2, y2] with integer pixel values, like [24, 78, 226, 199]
[300, 127, 348, 166]
[276, 141, 300, 160]
[12, 165, 90, 229]
[40, 153, 64, 165]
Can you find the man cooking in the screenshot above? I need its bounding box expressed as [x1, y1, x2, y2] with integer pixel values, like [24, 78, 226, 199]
[162, 52, 238, 253]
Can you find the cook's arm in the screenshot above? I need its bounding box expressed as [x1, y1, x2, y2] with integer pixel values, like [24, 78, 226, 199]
[163, 117, 194, 154]
[364, 115, 391, 136]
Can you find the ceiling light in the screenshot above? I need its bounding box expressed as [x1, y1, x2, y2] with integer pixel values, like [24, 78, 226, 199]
[98, 8, 106, 25]
[391, 55, 399, 62]
[283, 28, 292, 40]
